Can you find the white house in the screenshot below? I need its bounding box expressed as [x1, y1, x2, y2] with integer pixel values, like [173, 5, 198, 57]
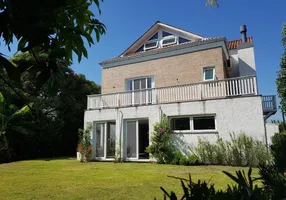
[84, 21, 277, 161]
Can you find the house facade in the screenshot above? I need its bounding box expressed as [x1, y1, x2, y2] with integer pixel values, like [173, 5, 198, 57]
[84, 22, 277, 161]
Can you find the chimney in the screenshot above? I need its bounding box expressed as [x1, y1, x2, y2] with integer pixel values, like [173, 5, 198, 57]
[240, 25, 247, 43]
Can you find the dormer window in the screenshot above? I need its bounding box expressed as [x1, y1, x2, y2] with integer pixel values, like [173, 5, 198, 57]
[162, 35, 177, 47]
[144, 40, 158, 51]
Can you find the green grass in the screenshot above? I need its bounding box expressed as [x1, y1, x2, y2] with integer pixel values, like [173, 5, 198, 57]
[0, 158, 258, 200]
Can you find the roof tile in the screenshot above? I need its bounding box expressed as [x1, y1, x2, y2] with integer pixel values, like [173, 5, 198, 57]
[227, 37, 253, 50]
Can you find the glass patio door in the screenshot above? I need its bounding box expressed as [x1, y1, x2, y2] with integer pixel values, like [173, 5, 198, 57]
[106, 122, 116, 158]
[126, 121, 137, 159]
[95, 123, 105, 158]
[94, 121, 116, 159]
[125, 120, 149, 160]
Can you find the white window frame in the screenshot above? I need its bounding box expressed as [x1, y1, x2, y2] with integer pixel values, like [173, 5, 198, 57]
[126, 76, 154, 91]
[124, 119, 150, 161]
[170, 115, 217, 134]
[93, 121, 116, 161]
[203, 67, 215, 81]
[161, 35, 178, 47]
[144, 40, 159, 51]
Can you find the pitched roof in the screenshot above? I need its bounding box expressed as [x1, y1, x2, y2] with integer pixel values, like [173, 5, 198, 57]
[120, 21, 204, 57]
[227, 37, 253, 50]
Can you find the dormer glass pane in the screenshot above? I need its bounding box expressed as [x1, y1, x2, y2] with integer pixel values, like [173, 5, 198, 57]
[135, 45, 144, 53]
[162, 31, 172, 37]
[179, 37, 190, 44]
[149, 33, 158, 41]
[144, 41, 158, 50]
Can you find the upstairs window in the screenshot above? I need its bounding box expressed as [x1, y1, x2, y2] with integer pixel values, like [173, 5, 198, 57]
[144, 40, 159, 51]
[126, 77, 153, 91]
[162, 35, 177, 47]
[162, 31, 172, 37]
[203, 67, 215, 81]
[149, 33, 158, 41]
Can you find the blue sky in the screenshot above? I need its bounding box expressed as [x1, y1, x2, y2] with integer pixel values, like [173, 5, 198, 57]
[1, 0, 285, 120]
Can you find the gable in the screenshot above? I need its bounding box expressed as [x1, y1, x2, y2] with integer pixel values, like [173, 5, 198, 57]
[121, 21, 204, 57]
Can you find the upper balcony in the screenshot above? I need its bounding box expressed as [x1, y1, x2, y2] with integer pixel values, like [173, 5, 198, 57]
[87, 75, 277, 116]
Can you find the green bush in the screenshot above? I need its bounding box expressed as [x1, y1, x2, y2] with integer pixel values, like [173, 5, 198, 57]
[196, 133, 272, 166]
[158, 166, 282, 200]
[146, 114, 176, 164]
[77, 123, 93, 162]
[271, 131, 286, 172]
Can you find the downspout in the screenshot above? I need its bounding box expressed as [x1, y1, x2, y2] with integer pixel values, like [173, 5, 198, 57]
[119, 110, 124, 161]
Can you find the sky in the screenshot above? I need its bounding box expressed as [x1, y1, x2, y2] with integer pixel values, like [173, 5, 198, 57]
[1, 0, 285, 120]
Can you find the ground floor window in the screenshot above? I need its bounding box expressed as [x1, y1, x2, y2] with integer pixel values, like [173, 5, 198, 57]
[193, 116, 215, 130]
[170, 115, 216, 132]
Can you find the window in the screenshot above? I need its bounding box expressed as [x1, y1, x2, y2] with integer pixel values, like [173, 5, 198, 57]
[162, 31, 172, 37]
[203, 67, 215, 81]
[162, 36, 177, 47]
[135, 45, 144, 53]
[149, 33, 158, 40]
[144, 40, 158, 51]
[179, 37, 190, 44]
[193, 116, 215, 130]
[171, 118, 190, 130]
[126, 77, 153, 91]
[171, 115, 216, 132]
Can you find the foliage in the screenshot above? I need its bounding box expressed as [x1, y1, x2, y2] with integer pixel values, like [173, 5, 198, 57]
[276, 23, 286, 112]
[171, 152, 200, 166]
[77, 123, 92, 162]
[0, 91, 32, 162]
[196, 133, 272, 166]
[271, 131, 286, 172]
[146, 114, 177, 164]
[158, 167, 273, 200]
[0, 53, 100, 163]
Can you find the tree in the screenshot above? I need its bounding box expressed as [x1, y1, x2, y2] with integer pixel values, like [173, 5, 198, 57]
[0, 92, 32, 160]
[276, 24, 286, 112]
[0, 0, 105, 98]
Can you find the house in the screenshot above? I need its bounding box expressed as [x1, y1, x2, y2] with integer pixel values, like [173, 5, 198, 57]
[84, 21, 277, 161]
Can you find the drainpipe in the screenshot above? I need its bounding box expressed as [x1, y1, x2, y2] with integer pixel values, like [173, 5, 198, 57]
[119, 110, 124, 161]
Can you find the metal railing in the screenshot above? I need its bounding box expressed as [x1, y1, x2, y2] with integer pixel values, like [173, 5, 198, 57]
[87, 75, 258, 110]
[262, 95, 277, 112]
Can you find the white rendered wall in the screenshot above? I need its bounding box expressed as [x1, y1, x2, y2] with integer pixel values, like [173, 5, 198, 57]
[237, 46, 256, 76]
[265, 123, 279, 145]
[85, 96, 265, 160]
[229, 49, 239, 77]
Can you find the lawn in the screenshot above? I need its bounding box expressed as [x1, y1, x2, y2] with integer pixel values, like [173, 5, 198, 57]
[0, 158, 258, 200]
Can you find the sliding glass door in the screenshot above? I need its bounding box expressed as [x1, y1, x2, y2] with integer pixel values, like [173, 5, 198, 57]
[94, 121, 116, 159]
[106, 122, 116, 158]
[95, 123, 105, 158]
[125, 119, 149, 160]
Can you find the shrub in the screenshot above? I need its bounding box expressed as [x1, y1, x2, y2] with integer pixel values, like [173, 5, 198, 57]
[271, 131, 286, 172]
[158, 167, 273, 200]
[196, 133, 272, 166]
[146, 114, 177, 164]
[77, 123, 92, 162]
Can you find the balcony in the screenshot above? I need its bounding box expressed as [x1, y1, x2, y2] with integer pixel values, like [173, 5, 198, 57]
[87, 75, 273, 110]
[262, 95, 277, 119]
